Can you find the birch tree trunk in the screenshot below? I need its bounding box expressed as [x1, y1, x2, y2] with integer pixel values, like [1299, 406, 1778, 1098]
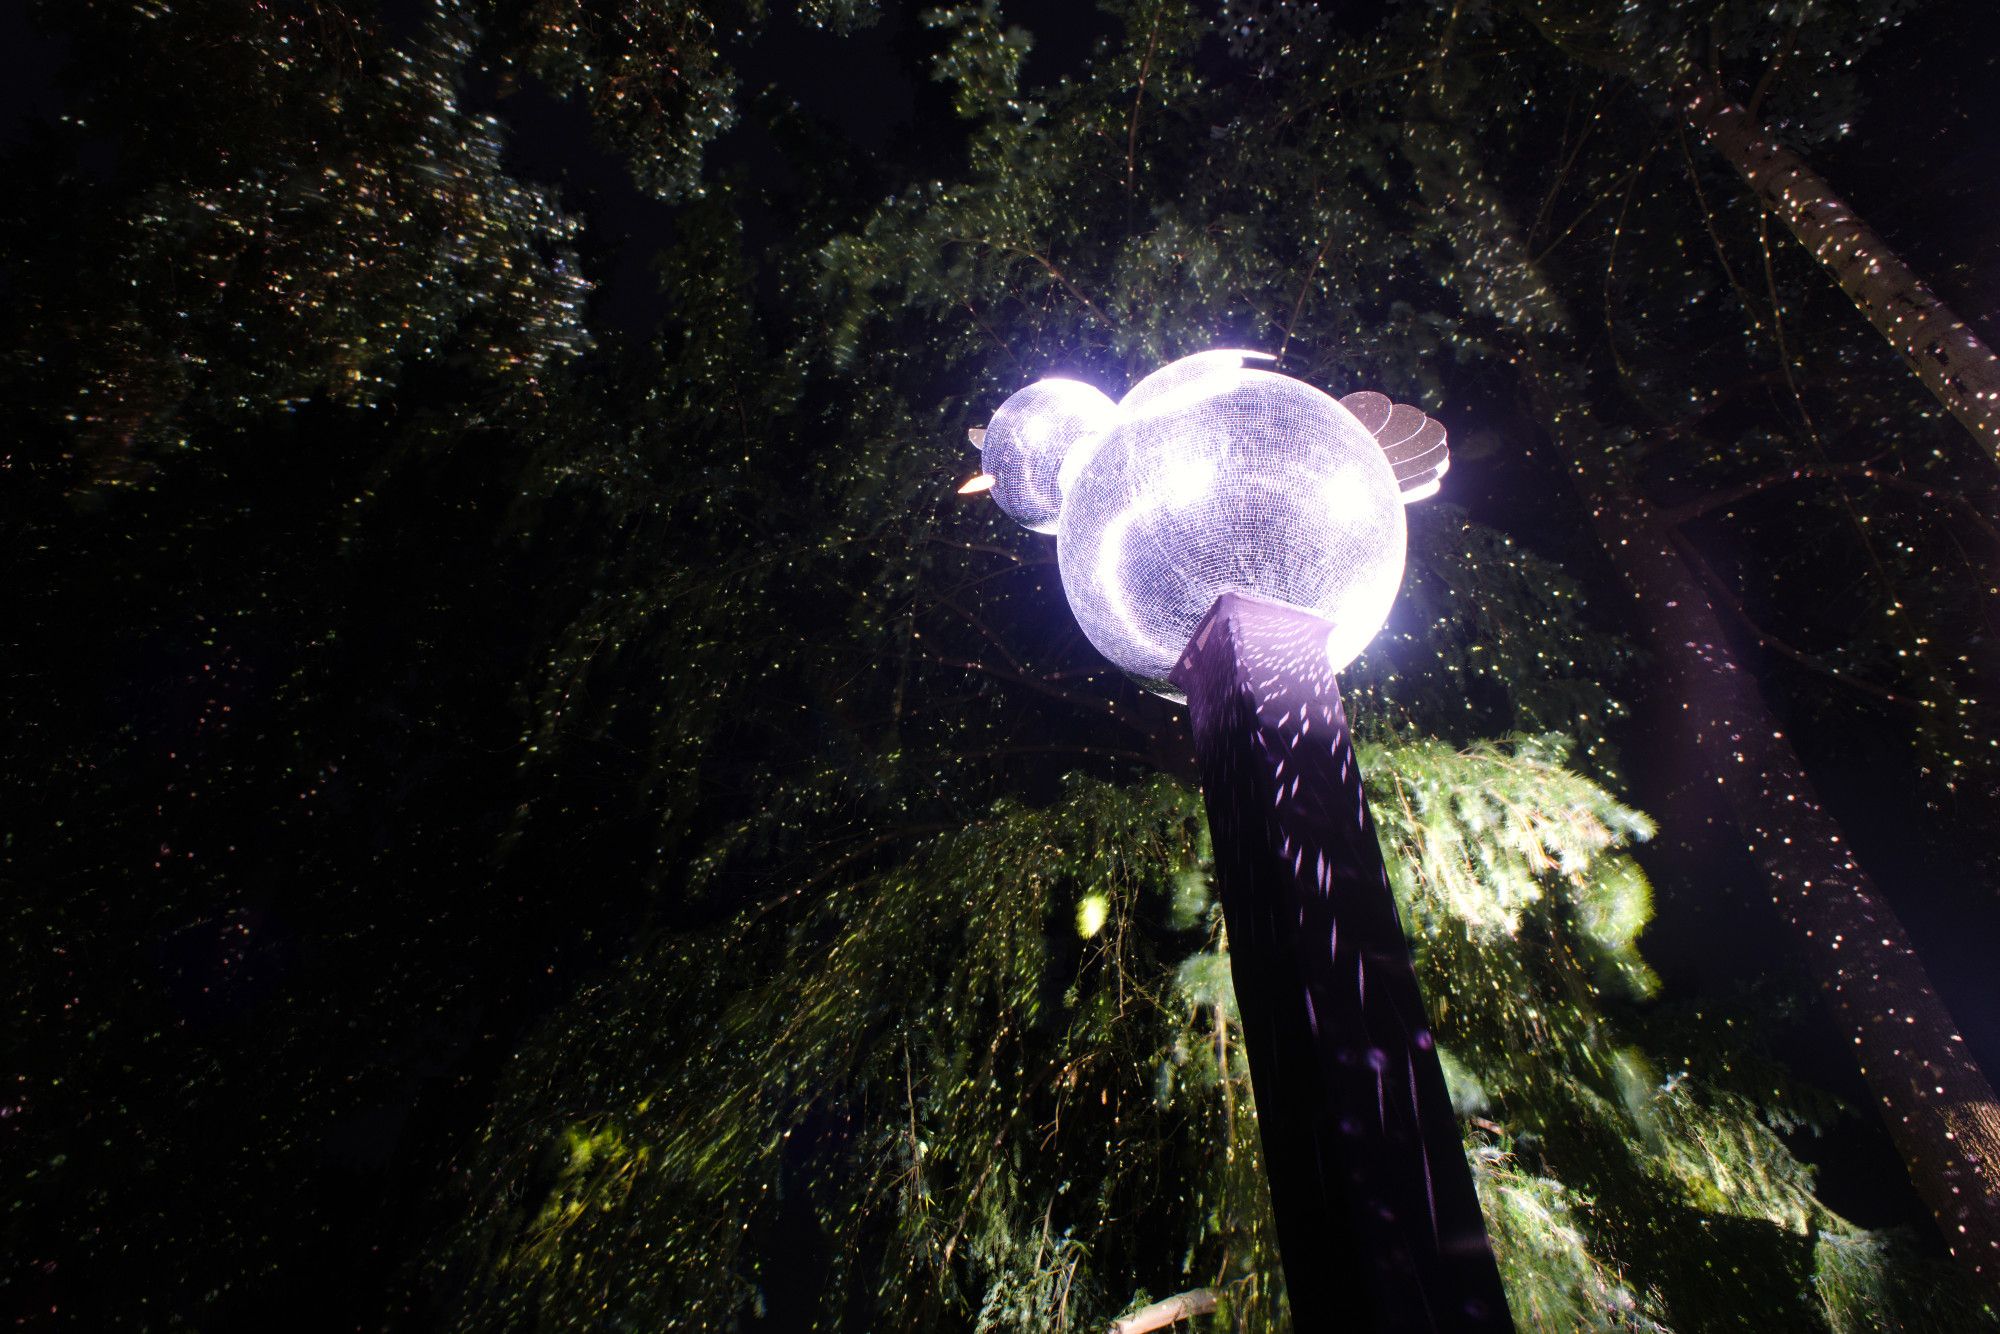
[1527, 347, 2000, 1296]
[1400, 114, 2000, 1296]
[1676, 79, 2000, 465]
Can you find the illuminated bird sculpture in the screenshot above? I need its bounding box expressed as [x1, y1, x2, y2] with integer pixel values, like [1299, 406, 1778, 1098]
[960, 350, 1507, 1328]
[963, 349, 1449, 694]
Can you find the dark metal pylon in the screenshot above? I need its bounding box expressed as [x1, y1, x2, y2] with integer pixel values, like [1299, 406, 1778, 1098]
[1170, 591, 1512, 1332]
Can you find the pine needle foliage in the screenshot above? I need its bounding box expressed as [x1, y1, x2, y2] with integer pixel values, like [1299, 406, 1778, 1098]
[1473, 1161, 1668, 1333]
[441, 728, 1993, 1330]
[441, 773, 1288, 1331]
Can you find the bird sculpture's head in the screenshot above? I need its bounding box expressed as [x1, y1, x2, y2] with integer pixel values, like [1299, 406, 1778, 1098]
[967, 349, 1449, 697]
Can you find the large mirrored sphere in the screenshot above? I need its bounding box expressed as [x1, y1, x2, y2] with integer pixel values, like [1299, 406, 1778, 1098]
[980, 378, 1118, 534]
[1057, 357, 1406, 695]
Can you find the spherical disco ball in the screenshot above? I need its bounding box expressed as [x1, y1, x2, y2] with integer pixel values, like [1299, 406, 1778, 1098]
[1056, 352, 1406, 695]
[979, 378, 1119, 534]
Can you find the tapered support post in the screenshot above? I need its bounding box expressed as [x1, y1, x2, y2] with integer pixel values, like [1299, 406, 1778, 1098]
[1169, 592, 1511, 1332]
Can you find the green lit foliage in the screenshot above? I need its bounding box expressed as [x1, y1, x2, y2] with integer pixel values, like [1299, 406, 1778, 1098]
[441, 775, 1292, 1331]
[1815, 1230, 2000, 1333]
[10, 0, 1991, 1324]
[1372, 737, 1990, 1331]
[1366, 733, 1655, 940]
[1473, 1161, 1666, 1333]
[1372, 734, 1992, 1329]
[442, 721, 1994, 1330]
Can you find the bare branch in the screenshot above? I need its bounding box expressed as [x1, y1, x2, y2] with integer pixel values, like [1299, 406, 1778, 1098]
[930, 590, 1028, 675]
[1126, 6, 1165, 192]
[1276, 220, 1334, 370]
[1673, 536, 1917, 708]
[924, 652, 1123, 721]
[1672, 121, 1768, 345]
[942, 237, 1116, 329]
[1655, 467, 1814, 525]
[923, 533, 1053, 566]
[1659, 464, 2000, 544]
[1745, 13, 1804, 123]
[1601, 143, 1654, 384]
[1107, 1288, 1219, 1334]
[925, 653, 1188, 770]
[1529, 145, 1660, 266]
[1529, 79, 1608, 248]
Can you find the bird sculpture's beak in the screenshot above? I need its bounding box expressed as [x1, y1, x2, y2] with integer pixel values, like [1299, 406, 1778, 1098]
[957, 473, 996, 495]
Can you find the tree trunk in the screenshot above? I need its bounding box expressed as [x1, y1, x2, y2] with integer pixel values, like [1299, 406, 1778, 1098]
[1524, 348, 2000, 1294]
[1677, 78, 2000, 466]
[1401, 104, 2000, 1288]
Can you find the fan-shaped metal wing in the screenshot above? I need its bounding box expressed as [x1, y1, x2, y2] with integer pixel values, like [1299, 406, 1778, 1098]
[1339, 391, 1448, 503]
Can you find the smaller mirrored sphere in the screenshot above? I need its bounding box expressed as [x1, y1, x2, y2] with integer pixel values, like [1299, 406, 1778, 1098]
[1057, 355, 1406, 695]
[980, 378, 1119, 534]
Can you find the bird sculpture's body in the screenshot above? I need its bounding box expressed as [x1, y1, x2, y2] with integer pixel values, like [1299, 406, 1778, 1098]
[968, 349, 1449, 694]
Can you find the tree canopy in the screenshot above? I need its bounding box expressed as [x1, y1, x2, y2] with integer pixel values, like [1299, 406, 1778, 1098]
[3, 0, 1996, 1329]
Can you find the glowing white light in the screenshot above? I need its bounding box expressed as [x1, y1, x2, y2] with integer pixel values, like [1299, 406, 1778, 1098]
[1052, 351, 1407, 695]
[979, 378, 1118, 534]
[1156, 455, 1218, 508]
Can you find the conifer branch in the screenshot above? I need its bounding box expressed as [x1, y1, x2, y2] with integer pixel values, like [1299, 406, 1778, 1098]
[952, 744, 1154, 766]
[742, 822, 955, 926]
[924, 652, 1130, 727]
[961, 297, 1025, 372]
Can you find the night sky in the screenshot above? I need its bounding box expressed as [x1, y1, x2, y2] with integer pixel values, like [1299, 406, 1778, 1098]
[5, 0, 2000, 1328]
